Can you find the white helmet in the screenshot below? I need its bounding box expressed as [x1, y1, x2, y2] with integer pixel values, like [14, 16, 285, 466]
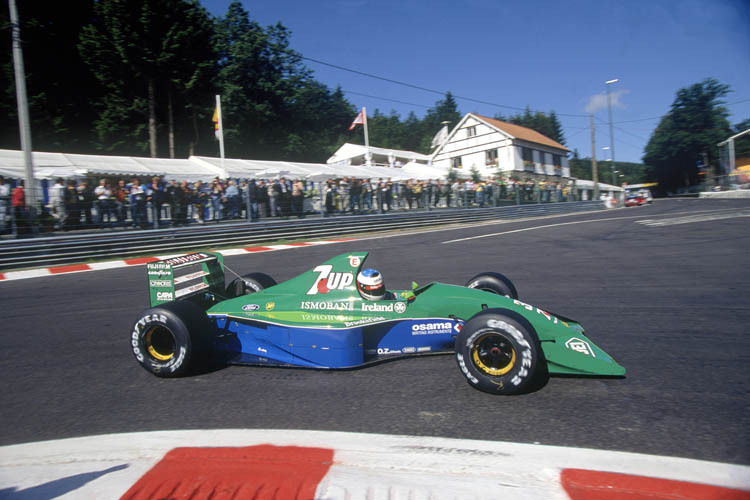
[357, 268, 385, 301]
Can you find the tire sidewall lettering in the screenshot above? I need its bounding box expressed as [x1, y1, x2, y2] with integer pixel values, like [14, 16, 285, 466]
[456, 313, 539, 394]
[131, 313, 187, 372]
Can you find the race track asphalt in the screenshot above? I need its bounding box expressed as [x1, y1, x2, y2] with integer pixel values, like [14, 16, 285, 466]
[1, 198, 748, 466]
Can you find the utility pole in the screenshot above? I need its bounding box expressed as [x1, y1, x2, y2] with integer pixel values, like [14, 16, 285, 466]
[606, 79, 619, 199]
[590, 113, 599, 200]
[8, 0, 37, 214]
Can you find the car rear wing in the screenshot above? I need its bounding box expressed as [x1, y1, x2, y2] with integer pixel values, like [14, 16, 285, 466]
[146, 252, 225, 307]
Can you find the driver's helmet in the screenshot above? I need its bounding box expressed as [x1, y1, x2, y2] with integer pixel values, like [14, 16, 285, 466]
[357, 268, 386, 301]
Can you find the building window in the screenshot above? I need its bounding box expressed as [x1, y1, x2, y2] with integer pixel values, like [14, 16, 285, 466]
[553, 154, 562, 167]
[485, 149, 498, 165]
[538, 151, 546, 165]
[467, 126, 477, 138]
[521, 146, 534, 170]
[521, 147, 533, 162]
[451, 157, 462, 169]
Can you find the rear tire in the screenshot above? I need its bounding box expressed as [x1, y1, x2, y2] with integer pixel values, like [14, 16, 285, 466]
[465, 272, 518, 299]
[455, 309, 543, 395]
[130, 301, 212, 377]
[226, 272, 276, 297]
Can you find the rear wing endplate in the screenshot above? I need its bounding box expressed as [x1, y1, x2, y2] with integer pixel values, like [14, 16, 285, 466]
[147, 252, 225, 307]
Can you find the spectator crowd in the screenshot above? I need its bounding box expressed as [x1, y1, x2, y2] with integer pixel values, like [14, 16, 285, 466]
[0, 174, 578, 236]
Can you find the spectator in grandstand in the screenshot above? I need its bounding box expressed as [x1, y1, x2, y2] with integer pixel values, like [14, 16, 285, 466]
[338, 177, 350, 214]
[192, 181, 207, 223]
[94, 178, 115, 226]
[11, 179, 28, 235]
[225, 179, 239, 219]
[324, 180, 336, 216]
[78, 180, 96, 226]
[130, 178, 148, 228]
[146, 177, 165, 226]
[256, 179, 269, 218]
[48, 178, 65, 224]
[363, 178, 373, 211]
[291, 178, 305, 218]
[210, 178, 224, 220]
[171, 180, 190, 226]
[245, 179, 258, 221]
[113, 179, 129, 224]
[62, 180, 80, 230]
[0, 176, 9, 234]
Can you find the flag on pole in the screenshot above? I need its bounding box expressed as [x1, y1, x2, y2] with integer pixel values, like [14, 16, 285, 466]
[212, 106, 220, 140]
[431, 124, 449, 149]
[348, 109, 365, 131]
[214, 95, 225, 168]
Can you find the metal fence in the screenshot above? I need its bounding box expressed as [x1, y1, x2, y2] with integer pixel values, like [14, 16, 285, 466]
[0, 200, 607, 271]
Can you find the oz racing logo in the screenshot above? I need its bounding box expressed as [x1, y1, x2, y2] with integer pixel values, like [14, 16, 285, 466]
[565, 337, 596, 357]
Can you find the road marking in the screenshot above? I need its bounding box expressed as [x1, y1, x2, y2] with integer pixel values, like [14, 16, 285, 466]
[442, 208, 749, 244]
[636, 210, 750, 226]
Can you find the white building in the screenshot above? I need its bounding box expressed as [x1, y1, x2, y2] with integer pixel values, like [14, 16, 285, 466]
[431, 113, 570, 179]
[327, 143, 431, 168]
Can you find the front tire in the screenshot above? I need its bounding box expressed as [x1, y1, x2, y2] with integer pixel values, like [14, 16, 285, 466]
[130, 301, 212, 377]
[455, 309, 543, 395]
[465, 272, 518, 299]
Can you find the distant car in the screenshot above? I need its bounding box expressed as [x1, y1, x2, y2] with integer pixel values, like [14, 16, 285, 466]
[625, 193, 647, 206]
[131, 251, 625, 395]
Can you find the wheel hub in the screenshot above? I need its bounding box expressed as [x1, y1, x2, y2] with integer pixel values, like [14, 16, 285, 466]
[472, 333, 516, 376]
[145, 326, 176, 361]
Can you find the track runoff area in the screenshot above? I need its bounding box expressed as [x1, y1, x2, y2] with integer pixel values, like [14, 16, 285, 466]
[0, 198, 749, 498]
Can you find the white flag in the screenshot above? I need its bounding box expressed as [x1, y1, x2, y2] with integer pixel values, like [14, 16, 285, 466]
[431, 124, 449, 149]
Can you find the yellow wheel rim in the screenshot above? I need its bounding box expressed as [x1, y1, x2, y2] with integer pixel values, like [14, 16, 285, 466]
[472, 333, 516, 376]
[145, 326, 175, 361]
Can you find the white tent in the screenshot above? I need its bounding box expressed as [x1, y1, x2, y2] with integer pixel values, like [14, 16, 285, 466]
[327, 143, 431, 166]
[0, 149, 437, 184]
[401, 161, 448, 180]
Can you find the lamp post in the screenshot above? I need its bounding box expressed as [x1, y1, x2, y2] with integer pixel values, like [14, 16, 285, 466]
[606, 78, 618, 202]
[602, 146, 614, 185]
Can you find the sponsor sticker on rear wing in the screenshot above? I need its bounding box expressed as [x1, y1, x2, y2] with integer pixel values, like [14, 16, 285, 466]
[147, 252, 225, 307]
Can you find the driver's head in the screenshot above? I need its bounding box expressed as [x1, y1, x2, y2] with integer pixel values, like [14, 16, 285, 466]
[357, 268, 385, 301]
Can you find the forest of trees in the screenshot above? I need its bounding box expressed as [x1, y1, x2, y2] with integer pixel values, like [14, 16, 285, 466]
[1, 0, 567, 165]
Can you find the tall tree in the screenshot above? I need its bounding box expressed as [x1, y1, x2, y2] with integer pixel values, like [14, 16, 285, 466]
[0, 0, 100, 152]
[79, 0, 215, 157]
[643, 78, 732, 191]
[500, 107, 566, 145]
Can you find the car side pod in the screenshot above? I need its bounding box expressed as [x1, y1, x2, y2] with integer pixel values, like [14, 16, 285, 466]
[541, 333, 626, 377]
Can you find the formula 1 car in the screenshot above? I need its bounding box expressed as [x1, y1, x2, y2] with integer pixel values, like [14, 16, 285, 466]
[131, 251, 625, 395]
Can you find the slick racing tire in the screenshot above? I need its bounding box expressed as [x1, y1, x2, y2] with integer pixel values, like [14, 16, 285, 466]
[131, 301, 212, 378]
[465, 272, 518, 299]
[226, 272, 277, 297]
[455, 309, 543, 395]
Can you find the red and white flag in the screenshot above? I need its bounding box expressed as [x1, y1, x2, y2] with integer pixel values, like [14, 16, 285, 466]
[348, 109, 365, 131]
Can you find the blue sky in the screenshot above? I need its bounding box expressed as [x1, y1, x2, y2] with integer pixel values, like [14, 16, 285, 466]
[202, 0, 749, 164]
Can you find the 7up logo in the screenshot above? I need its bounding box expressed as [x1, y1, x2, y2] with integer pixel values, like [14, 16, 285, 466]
[307, 265, 355, 295]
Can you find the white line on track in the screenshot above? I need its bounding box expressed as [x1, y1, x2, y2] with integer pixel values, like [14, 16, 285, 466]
[441, 207, 748, 244]
[636, 210, 750, 226]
